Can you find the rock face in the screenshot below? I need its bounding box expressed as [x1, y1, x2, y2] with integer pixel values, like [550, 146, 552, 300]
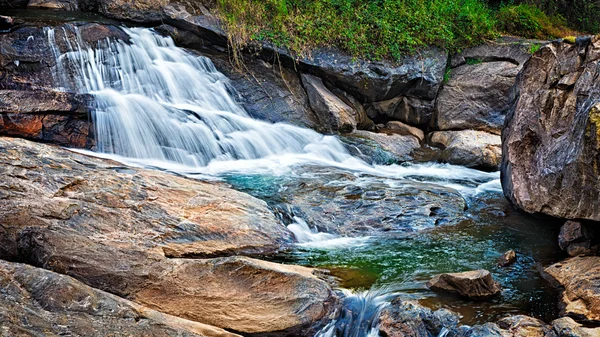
[427, 269, 502, 299]
[0, 260, 239, 337]
[0, 137, 335, 335]
[302, 73, 361, 133]
[429, 130, 502, 170]
[502, 36, 600, 220]
[434, 38, 539, 134]
[544, 256, 600, 322]
[0, 23, 129, 149]
[558, 221, 597, 257]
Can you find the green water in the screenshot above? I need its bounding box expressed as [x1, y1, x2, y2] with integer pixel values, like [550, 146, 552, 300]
[226, 173, 564, 325]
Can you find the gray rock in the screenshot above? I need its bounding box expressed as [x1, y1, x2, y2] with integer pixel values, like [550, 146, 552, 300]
[367, 95, 437, 128]
[502, 36, 600, 220]
[349, 130, 420, 162]
[379, 299, 461, 337]
[558, 221, 597, 257]
[301, 73, 359, 133]
[427, 269, 502, 299]
[429, 130, 502, 170]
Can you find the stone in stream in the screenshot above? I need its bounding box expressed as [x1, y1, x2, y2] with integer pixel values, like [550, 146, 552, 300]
[0, 260, 239, 337]
[429, 130, 502, 171]
[558, 221, 598, 257]
[347, 130, 421, 163]
[427, 269, 502, 299]
[0, 137, 335, 335]
[543, 256, 600, 323]
[502, 35, 600, 220]
[497, 249, 517, 267]
[378, 299, 461, 337]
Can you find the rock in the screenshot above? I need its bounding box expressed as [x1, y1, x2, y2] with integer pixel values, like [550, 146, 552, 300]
[502, 36, 600, 220]
[496, 315, 557, 337]
[348, 130, 421, 162]
[339, 135, 407, 165]
[161, 3, 227, 46]
[277, 167, 468, 237]
[301, 73, 360, 133]
[366, 95, 437, 128]
[558, 221, 597, 257]
[0, 260, 238, 337]
[0, 0, 28, 8]
[552, 317, 600, 337]
[434, 61, 519, 134]
[27, 0, 79, 10]
[450, 36, 541, 69]
[544, 256, 600, 322]
[0, 137, 336, 335]
[497, 250, 517, 267]
[99, 0, 168, 22]
[379, 299, 461, 337]
[0, 15, 13, 30]
[381, 121, 425, 143]
[427, 269, 502, 299]
[0, 23, 129, 148]
[429, 130, 502, 170]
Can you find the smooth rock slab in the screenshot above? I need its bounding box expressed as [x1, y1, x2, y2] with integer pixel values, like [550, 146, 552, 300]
[0, 137, 335, 335]
[0, 260, 238, 337]
[429, 130, 502, 171]
[427, 269, 501, 299]
[544, 256, 600, 322]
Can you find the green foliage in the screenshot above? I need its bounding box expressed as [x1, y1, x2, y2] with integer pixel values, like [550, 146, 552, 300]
[214, 0, 498, 61]
[495, 3, 572, 39]
[466, 58, 483, 65]
[528, 43, 541, 54]
[443, 68, 452, 83]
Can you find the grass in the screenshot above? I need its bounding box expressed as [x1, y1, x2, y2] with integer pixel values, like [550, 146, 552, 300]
[528, 43, 541, 54]
[186, 0, 594, 62]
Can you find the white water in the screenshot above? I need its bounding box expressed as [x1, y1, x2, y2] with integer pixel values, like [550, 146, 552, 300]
[287, 217, 371, 249]
[46, 26, 500, 197]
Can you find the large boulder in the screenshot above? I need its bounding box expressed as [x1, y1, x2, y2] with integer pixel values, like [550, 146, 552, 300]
[502, 36, 600, 220]
[0, 260, 239, 337]
[427, 269, 502, 299]
[429, 130, 502, 171]
[0, 137, 335, 335]
[543, 256, 600, 322]
[434, 38, 543, 135]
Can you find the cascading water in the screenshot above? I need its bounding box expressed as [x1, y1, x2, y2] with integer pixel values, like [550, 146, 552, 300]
[46, 25, 500, 196]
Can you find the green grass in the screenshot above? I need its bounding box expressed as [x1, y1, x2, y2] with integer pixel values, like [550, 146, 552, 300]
[528, 43, 541, 54]
[188, 0, 592, 61]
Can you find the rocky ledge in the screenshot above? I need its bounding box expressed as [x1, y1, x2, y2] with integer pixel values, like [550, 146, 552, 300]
[0, 136, 336, 335]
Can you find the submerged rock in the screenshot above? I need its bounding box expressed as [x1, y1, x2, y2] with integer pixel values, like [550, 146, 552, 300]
[497, 249, 517, 267]
[0, 137, 336, 335]
[558, 221, 597, 257]
[429, 130, 502, 170]
[0, 260, 238, 337]
[347, 130, 421, 163]
[427, 269, 502, 299]
[543, 256, 600, 323]
[502, 36, 600, 220]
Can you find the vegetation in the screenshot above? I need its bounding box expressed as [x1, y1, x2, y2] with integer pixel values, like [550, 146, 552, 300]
[191, 0, 599, 61]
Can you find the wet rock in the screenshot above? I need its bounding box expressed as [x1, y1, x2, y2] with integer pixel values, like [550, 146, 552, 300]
[301, 73, 360, 133]
[552, 317, 600, 337]
[558, 221, 597, 257]
[338, 135, 405, 165]
[429, 130, 502, 170]
[543, 256, 600, 322]
[279, 167, 468, 237]
[0, 137, 336, 335]
[27, 0, 80, 10]
[0, 260, 238, 337]
[380, 121, 425, 143]
[502, 36, 600, 220]
[427, 269, 502, 299]
[347, 130, 420, 163]
[379, 299, 461, 337]
[434, 61, 519, 134]
[497, 249, 517, 267]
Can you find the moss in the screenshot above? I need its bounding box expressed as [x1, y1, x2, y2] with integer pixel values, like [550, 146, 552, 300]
[563, 36, 577, 44]
[588, 104, 600, 148]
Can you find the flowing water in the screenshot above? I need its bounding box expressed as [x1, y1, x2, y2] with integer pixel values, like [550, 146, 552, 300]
[43, 25, 564, 335]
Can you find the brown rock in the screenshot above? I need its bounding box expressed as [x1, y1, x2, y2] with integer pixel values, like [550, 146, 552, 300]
[301, 73, 359, 133]
[99, 0, 168, 22]
[379, 299, 460, 337]
[429, 130, 502, 170]
[27, 0, 79, 10]
[427, 269, 502, 299]
[544, 256, 600, 322]
[496, 315, 557, 337]
[502, 36, 600, 220]
[498, 249, 517, 267]
[552, 317, 600, 337]
[0, 260, 239, 337]
[381, 121, 425, 142]
[0, 137, 335, 335]
[558, 221, 597, 257]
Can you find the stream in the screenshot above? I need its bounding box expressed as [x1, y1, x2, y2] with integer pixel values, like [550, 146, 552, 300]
[37, 20, 565, 335]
